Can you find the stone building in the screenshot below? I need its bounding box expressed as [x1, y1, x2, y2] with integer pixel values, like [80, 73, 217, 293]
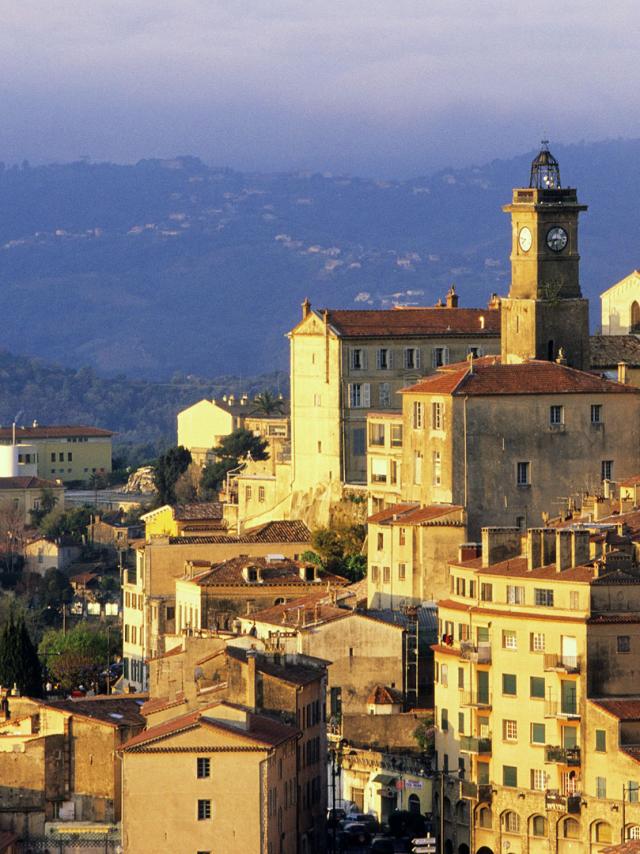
[601, 271, 640, 336]
[431, 524, 640, 854]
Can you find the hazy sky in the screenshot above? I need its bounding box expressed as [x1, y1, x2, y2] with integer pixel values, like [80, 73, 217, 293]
[3, 1, 640, 176]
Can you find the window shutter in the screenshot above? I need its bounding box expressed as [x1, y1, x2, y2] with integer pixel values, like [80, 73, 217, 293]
[347, 384, 353, 407]
[362, 383, 371, 407]
[443, 346, 450, 365]
[414, 348, 421, 369]
[376, 350, 381, 369]
[362, 350, 368, 370]
[388, 350, 393, 369]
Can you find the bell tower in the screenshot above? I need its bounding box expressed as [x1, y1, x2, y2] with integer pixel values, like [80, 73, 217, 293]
[501, 142, 590, 370]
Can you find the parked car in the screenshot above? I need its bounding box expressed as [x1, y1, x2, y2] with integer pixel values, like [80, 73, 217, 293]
[337, 821, 372, 849]
[371, 836, 395, 854]
[328, 807, 347, 830]
[347, 812, 379, 833]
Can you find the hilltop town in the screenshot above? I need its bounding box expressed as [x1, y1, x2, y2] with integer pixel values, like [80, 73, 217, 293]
[1, 144, 640, 854]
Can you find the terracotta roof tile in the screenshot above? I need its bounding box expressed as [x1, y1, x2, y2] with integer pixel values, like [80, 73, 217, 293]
[0, 476, 62, 490]
[0, 425, 113, 439]
[590, 335, 640, 368]
[168, 520, 310, 546]
[45, 695, 147, 728]
[225, 647, 328, 685]
[454, 554, 595, 581]
[601, 840, 640, 854]
[320, 307, 500, 338]
[367, 503, 418, 524]
[621, 474, 640, 487]
[251, 593, 351, 629]
[367, 684, 403, 705]
[591, 699, 640, 720]
[403, 358, 640, 397]
[173, 502, 224, 521]
[192, 556, 348, 588]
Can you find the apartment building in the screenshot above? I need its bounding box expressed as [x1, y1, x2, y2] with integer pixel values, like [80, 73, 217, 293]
[0, 424, 112, 484]
[432, 524, 640, 854]
[367, 411, 404, 513]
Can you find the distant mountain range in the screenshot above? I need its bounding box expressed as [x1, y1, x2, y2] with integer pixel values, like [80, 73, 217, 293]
[1, 140, 639, 378]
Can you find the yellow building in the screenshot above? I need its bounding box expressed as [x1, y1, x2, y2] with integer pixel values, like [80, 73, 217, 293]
[601, 271, 640, 336]
[0, 424, 112, 484]
[177, 394, 289, 467]
[140, 501, 226, 539]
[287, 292, 501, 510]
[367, 502, 467, 608]
[367, 411, 404, 513]
[432, 524, 640, 854]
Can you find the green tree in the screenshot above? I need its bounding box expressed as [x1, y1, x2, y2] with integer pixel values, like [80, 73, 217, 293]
[29, 488, 59, 528]
[250, 391, 285, 417]
[39, 623, 117, 692]
[153, 446, 192, 505]
[305, 524, 367, 582]
[39, 506, 91, 541]
[200, 429, 268, 494]
[41, 568, 73, 609]
[0, 614, 43, 696]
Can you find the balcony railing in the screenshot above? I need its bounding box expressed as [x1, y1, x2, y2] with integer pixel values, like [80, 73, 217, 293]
[459, 736, 492, 755]
[545, 745, 581, 766]
[544, 653, 581, 673]
[545, 790, 581, 813]
[545, 700, 580, 719]
[459, 690, 492, 708]
[459, 641, 492, 664]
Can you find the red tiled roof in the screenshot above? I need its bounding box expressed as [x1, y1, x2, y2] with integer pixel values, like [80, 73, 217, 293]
[174, 502, 224, 521]
[367, 503, 418, 524]
[601, 840, 640, 854]
[44, 695, 147, 728]
[192, 556, 348, 588]
[453, 554, 594, 581]
[402, 358, 640, 397]
[591, 699, 640, 721]
[121, 707, 203, 749]
[0, 425, 113, 439]
[168, 519, 311, 546]
[251, 593, 351, 629]
[0, 476, 62, 490]
[590, 335, 640, 368]
[368, 503, 464, 526]
[620, 474, 640, 487]
[367, 684, 403, 705]
[319, 307, 500, 338]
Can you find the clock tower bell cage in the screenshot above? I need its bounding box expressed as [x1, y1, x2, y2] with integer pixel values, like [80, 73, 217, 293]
[501, 142, 590, 371]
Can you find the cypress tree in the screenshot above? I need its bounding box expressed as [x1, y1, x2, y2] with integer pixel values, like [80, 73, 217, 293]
[0, 615, 42, 697]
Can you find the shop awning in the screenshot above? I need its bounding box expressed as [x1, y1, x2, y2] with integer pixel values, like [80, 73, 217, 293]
[372, 773, 396, 785]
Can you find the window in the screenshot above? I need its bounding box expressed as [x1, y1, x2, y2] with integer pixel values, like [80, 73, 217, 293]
[618, 635, 631, 653]
[595, 822, 612, 843]
[377, 348, 391, 370]
[197, 799, 212, 820]
[352, 427, 365, 456]
[404, 348, 420, 370]
[503, 766, 517, 788]
[563, 818, 580, 839]
[313, 393, 321, 406]
[507, 585, 524, 605]
[531, 633, 545, 652]
[197, 757, 210, 778]
[413, 401, 424, 428]
[480, 583, 492, 602]
[67, 452, 73, 462]
[351, 348, 365, 370]
[503, 719, 517, 741]
[628, 782, 639, 803]
[502, 674, 517, 696]
[591, 404, 602, 424]
[377, 532, 384, 550]
[51, 452, 56, 462]
[414, 452, 423, 485]
[517, 461, 530, 485]
[455, 576, 466, 596]
[530, 677, 545, 699]
[379, 383, 391, 407]
[502, 630, 517, 650]
[398, 563, 406, 581]
[531, 769, 547, 791]
[595, 729, 606, 752]
[531, 723, 545, 744]
[391, 424, 403, 447]
[458, 669, 464, 689]
[246, 485, 252, 501]
[317, 441, 322, 453]
[596, 776, 607, 799]
[468, 345, 483, 358]
[602, 459, 614, 481]
[371, 458, 387, 483]
[441, 664, 448, 686]
[258, 486, 265, 503]
[432, 347, 449, 368]
[398, 527, 406, 546]
[390, 460, 398, 483]
[348, 383, 370, 408]
[504, 811, 520, 832]
[369, 423, 385, 446]
[371, 565, 379, 583]
[534, 588, 554, 607]
[569, 591, 580, 610]
[383, 566, 391, 584]
[516, 515, 525, 530]
[531, 816, 547, 837]
[441, 708, 448, 731]
[432, 401, 443, 430]
[629, 826, 640, 840]
[432, 451, 442, 486]
[549, 405, 564, 425]
[478, 806, 492, 828]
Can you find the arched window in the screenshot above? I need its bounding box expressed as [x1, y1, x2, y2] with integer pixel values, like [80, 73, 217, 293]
[503, 811, 520, 833]
[563, 818, 580, 839]
[594, 822, 612, 844]
[408, 794, 421, 815]
[443, 797, 452, 819]
[478, 806, 492, 829]
[628, 826, 640, 840]
[274, 597, 285, 605]
[631, 301, 640, 333]
[456, 801, 467, 823]
[530, 815, 547, 837]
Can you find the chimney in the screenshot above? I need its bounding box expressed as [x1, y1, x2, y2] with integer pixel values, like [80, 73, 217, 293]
[302, 297, 311, 319]
[555, 529, 573, 572]
[246, 649, 258, 711]
[458, 543, 481, 562]
[446, 285, 459, 308]
[618, 362, 628, 385]
[481, 527, 521, 567]
[527, 528, 557, 571]
[571, 529, 591, 567]
[488, 293, 500, 310]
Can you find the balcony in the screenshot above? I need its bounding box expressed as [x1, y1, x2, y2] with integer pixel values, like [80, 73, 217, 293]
[478, 784, 493, 803]
[545, 745, 581, 766]
[544, 654, 581, 673]
[459, 736, 492, 755]
[545, 790, 581, 813]
[459, 641, 491, 664]
[459, 690, 492, 709]
[544, 701, 580, 720]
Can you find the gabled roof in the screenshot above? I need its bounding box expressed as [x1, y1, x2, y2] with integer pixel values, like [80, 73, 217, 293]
[167, 519, 311, 546]
[453, 554, 595, 582]
[368, 503, 464, 526]
[591, 335, 640, 368]
[310, 307, 500, 339]
[188, 556, 347, 588]
[173, 502, 224, 522]
[0, 476, 62, 490]
[367, 684, 404, 705]
[0, 425, 113, 439]
[43, 694, 147, 728]
[590, 698, 640, 721]
[402, 358, 640, 397]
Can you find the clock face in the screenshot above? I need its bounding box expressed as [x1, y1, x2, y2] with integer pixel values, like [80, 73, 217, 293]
[518, 227, 532, 253]
[546, 226, 568, 252]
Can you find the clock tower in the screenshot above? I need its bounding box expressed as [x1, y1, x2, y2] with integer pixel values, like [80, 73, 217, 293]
[501, 142, 590, 370]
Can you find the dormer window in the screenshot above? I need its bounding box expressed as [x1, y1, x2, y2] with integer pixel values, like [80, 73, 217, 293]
[243, 565, 261, 583]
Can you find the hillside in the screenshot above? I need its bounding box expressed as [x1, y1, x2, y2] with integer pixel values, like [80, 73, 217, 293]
[1, 140, 639, 378]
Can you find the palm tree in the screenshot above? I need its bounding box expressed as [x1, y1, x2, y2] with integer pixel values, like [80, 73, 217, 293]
[251, 391, 285, 417]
